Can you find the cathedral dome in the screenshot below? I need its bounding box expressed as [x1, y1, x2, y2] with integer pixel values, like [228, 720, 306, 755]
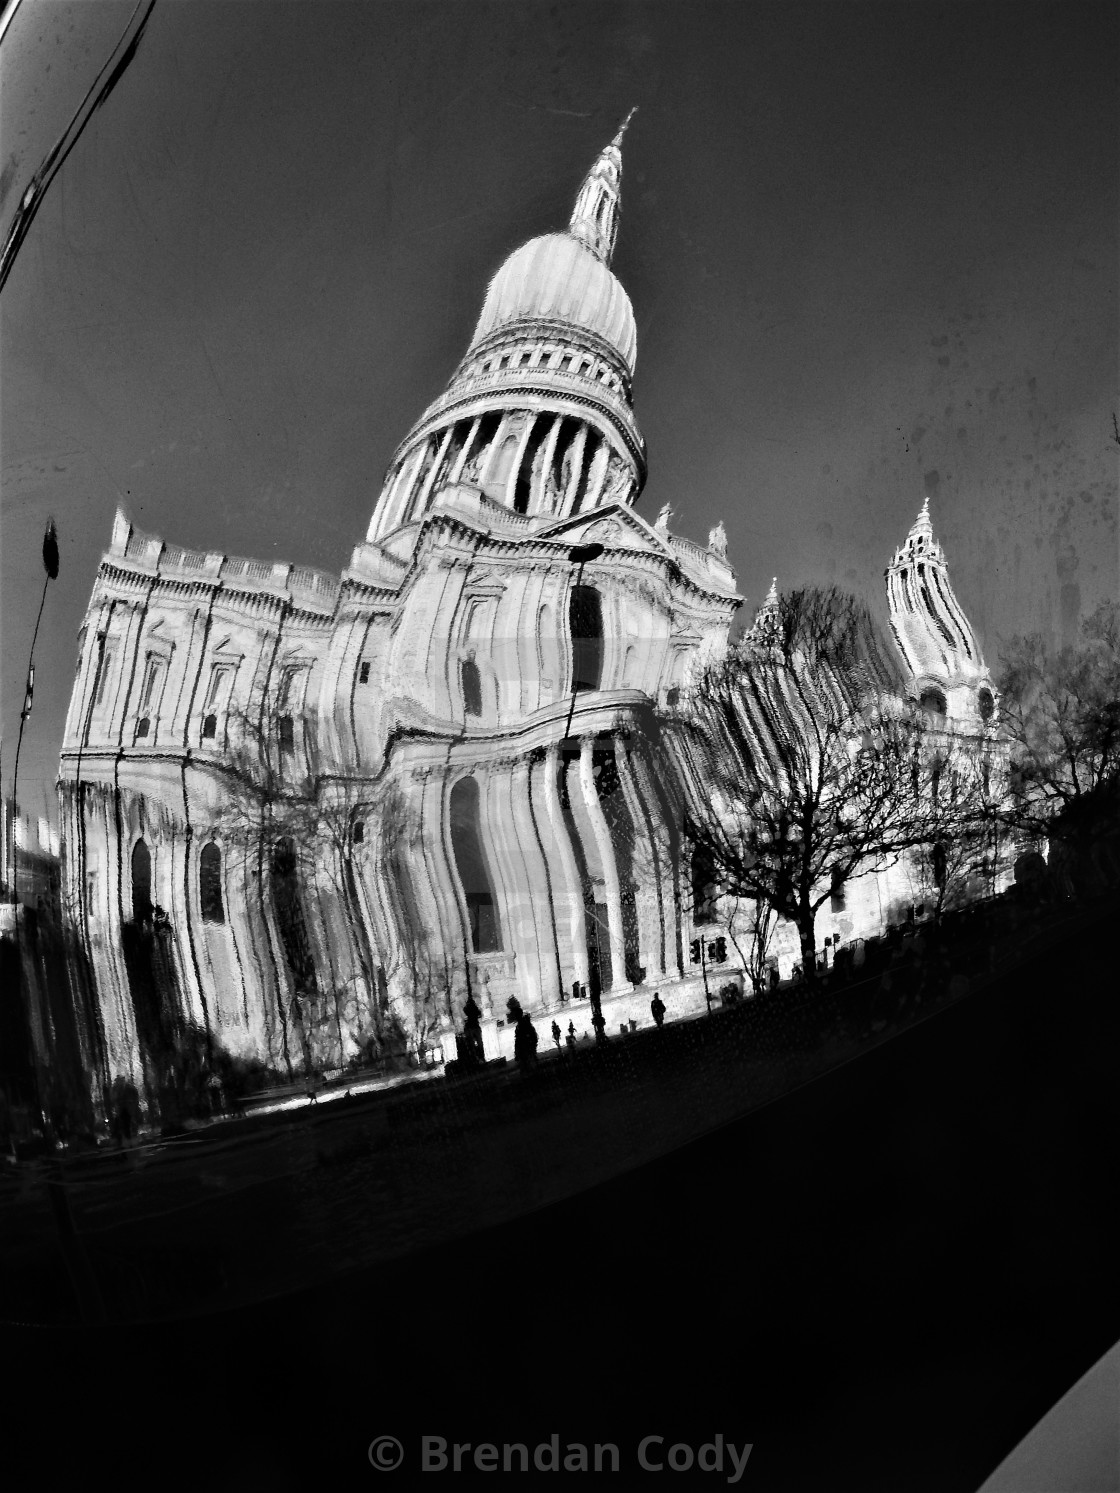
[469, 232, 637, 373]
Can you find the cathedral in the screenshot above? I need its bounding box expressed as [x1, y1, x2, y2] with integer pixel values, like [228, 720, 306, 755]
[57, 120, 999, 1109]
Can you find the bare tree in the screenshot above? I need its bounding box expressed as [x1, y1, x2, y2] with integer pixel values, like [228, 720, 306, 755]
[996, 601, 1120, 857]
[675, 585, 990, 985]
[911, 739, 1009, 920]
[209, 698, 391, 1075]
[723, 892, 775, 997]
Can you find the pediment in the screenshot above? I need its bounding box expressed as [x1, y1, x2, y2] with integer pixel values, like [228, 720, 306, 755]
[538, 503, 673, 559]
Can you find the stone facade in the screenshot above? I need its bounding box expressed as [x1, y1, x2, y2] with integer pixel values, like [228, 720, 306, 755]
[57, 123, 1001, 1109]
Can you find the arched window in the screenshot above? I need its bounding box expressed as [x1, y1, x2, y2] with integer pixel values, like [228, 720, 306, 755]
[270, 838, 317, 996]
[449, 777, 501, 953]
[200, 842, 224, 923]
[569, 585, 603, 693]
[131, 839, 152, 924]
[919, 687, 947, 720]
[136, 655, 163, 740]
[537, 602, 555, 685]
[461, 658, 482, 717]
[978, 687, 995, 723]
[277, 667, 300, 752]
[201, 664, 231, 743]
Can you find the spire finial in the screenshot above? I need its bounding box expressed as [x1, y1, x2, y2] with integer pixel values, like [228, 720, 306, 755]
[613, 107, 637, 148]
[569, 114, 635, 266]
[910, 494, 933, 539]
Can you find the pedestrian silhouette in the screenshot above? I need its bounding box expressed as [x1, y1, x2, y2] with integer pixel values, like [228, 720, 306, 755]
[461, 991, 485, 1068]
[589, 987, 607, 1042]
[514, 1011, 538, 1070]
[551, 1020, 562, 1050]
[566, 1020, 576, 1049]
[650, 991, 666, 1029]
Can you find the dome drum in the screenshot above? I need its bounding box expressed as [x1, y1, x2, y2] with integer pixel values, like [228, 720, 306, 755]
[371, 400, 642, 538]
[458, 320, 635, 396]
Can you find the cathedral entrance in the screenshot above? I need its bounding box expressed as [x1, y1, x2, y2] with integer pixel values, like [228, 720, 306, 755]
[587, 900, 613, 996]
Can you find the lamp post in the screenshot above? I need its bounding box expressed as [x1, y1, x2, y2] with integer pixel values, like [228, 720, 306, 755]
[10, 519, 59, 906]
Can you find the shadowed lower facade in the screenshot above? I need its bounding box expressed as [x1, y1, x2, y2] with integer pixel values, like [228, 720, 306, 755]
[57, 124, 1002, 1114]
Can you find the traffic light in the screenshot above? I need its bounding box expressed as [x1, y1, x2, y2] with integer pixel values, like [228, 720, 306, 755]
[709, 936, 727, 964]
[689, 938, 702, 964]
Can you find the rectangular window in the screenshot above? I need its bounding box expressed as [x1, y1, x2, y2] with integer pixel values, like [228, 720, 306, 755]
[358, 661, 371, 685]
[94, 648, 115, 706]
[136, 655, 164, 739]
[140, 657, 163, 710]
[202, 665, 231, 743]
[277, 666, 304, 751]
[204, 667, 227, 713]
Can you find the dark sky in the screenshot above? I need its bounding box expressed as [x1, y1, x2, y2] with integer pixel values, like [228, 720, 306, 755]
[2, 0, 1117, 819]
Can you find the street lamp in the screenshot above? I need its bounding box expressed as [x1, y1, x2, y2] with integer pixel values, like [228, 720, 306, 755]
[9, 519, 59, 906]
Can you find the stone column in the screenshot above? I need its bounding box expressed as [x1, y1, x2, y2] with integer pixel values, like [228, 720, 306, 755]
[560, 425, 589, 517]
[581, 435, 612, 511]
[484, 758, 544, 1010]
[542, 743, 589, 989]
[626, 741, 685, 978]
[414, 769, 465, 1019]
[503, 414, 538, 511]
[513, 752, 564, 1008]
[578, 734, 631, 994]
[477, 414, 511, 491]
[448, 417, 482, 485]
[614, 734, 665, 984]
[97, 792, 143, 1090]
[385, 444, 428, 534]
[533, 416, 564, 516]
[411, 427, 456, 522]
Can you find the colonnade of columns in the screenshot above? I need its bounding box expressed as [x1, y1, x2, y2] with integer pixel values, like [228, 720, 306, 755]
[375, 409, 621, 537]
[61, 717, 692, 1109]
[390, 726, 685, 1026]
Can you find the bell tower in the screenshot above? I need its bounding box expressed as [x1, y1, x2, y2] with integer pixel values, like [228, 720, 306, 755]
[886, 499, 996, 726]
